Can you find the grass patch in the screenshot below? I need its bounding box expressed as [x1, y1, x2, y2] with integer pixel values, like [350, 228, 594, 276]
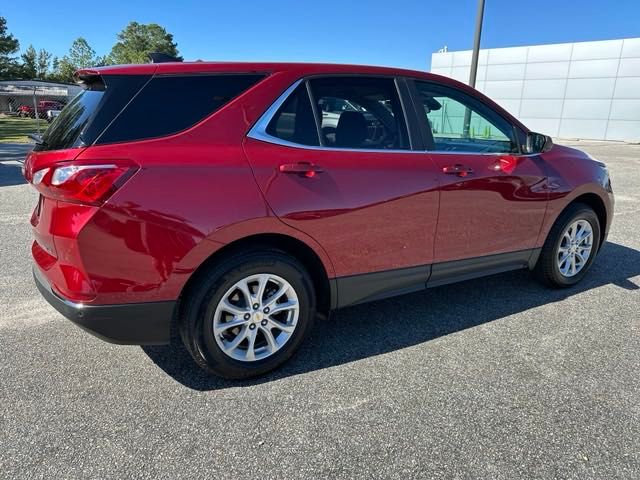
[0, 115, 44, 143]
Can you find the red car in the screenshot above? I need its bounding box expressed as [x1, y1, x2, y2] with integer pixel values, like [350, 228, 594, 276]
[24, 62, 614, 378]
[18, 100, 65, 118]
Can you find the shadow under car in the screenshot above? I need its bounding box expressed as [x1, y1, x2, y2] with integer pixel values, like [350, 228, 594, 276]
[143, 240, 639, 390]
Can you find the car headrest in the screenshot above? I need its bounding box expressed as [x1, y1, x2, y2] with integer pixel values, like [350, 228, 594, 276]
[335, 111, 367, 148]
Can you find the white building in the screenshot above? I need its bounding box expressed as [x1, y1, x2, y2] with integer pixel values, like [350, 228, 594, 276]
[430, 38, 640, 142]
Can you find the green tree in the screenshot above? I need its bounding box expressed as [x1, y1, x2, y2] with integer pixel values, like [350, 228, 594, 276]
[21, 44, 37, 79]
[94, 54, 109, 67]
[54, 37, 97, 82]
[67, 37, 96, 67]
[0, 16, 20, 79]
[108, 22, 180, 64]
[51, 56, 60, 76]
[55, 58, 76, 83]
[36, 48, 52, 79]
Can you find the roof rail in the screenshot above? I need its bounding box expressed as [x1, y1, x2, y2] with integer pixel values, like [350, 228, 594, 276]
[148, 52, 183, 63]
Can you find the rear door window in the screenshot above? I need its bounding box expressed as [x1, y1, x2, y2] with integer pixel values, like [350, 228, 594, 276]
[309, 77, 410, 150]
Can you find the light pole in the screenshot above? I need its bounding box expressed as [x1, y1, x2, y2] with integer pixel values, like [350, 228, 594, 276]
[468, 0, 486, 89]
[463, 0, 486, 137]
[33, 87, 41, 135]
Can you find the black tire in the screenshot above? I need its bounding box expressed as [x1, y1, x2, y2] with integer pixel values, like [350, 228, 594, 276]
[179, 249, 316, 379]
[534, 203, 601, 288]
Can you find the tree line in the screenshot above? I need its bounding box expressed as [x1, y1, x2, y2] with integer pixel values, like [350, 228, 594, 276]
[0, 16, 180, 83]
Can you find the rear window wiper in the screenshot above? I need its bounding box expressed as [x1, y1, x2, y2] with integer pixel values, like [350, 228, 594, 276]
[28, 133, 45, 145]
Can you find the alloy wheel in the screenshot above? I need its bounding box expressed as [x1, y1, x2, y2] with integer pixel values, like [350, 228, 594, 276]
[557, 219, 594, 277]
[212, 273, 299, 362]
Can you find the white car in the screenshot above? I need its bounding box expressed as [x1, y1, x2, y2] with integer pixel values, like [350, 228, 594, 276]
[46, 110, 62, 123]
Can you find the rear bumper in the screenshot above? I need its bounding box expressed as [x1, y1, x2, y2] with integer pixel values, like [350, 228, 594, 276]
[33, 266, 174, 345]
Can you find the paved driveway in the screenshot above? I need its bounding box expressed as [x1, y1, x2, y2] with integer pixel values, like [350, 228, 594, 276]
[0, 142, 33, 161]
[0, 143, 31, 187]
[1, 141, 638, 479]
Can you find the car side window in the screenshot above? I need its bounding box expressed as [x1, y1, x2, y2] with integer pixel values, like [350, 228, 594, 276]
[99, 74, 265, 145]
[266, 84, 320, 146]
[309, 77, 410, 150]
[414, 81, 518, 154]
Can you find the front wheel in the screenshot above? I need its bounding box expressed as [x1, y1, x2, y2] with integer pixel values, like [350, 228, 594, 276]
[179, 250, 316, 379]
[534, 203, 601, 288]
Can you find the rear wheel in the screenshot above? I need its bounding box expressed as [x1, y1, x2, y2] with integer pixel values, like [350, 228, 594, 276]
[534, 203, 601, 288]
[179, 249, 316, 379]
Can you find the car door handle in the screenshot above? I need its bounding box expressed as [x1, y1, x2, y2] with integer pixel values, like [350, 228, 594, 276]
[279, 162, 324, 178]
[442, 164, 474, 177]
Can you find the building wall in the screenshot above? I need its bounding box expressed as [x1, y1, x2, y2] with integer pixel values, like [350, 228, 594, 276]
[430, 38, 640, 142]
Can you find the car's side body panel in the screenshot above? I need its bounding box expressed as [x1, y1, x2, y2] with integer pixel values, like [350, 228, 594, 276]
[535, 144, 614, 248]
[334, 247, 541, 308]
[243, 137, 440, 277]
[427, 152, 549, 262]
[69, 140, 337, 304]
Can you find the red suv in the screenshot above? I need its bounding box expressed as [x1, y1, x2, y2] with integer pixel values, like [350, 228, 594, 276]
[24, 62, 614, 378]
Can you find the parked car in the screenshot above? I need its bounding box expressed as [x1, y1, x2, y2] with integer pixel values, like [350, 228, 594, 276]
[46, 109, 62, 123]
[18, 100, 65, 119]
[17, 104, 33, 117]
[24, 62, 614, 379]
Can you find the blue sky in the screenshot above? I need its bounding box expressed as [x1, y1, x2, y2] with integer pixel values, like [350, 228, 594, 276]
[3, 0, 639, 70]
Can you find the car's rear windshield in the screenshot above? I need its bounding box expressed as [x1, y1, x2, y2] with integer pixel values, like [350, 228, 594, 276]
[38, 89, 103, 151]
[36, 73, 266, 151]
[37, 75, 150, 152]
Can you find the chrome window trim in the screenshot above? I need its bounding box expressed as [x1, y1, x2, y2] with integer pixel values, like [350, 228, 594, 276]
[428, 149, 518, 156]
[247, 77, 530, 157]
[247, 77, 418, 154]
[248, 79, 305, 145]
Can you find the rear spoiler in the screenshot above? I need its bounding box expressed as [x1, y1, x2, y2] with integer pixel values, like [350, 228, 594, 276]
[73, 54, 179, 82]
[73, 70, 105, 90]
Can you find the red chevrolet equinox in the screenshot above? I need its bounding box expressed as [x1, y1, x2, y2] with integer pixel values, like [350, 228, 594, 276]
[24, 61, 614, 379]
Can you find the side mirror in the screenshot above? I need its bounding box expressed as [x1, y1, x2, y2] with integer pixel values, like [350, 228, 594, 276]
[525, 132, 553, 154]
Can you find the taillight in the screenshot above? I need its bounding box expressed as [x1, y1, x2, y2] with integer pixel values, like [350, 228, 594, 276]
[32, 167, 49, 185]
[31, 161, 138, 206]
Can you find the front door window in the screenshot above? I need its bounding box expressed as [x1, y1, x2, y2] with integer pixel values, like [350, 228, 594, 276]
[415, 81, 519, 154]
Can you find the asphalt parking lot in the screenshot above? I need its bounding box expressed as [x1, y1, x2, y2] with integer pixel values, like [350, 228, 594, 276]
[1, 141, 638, 479]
